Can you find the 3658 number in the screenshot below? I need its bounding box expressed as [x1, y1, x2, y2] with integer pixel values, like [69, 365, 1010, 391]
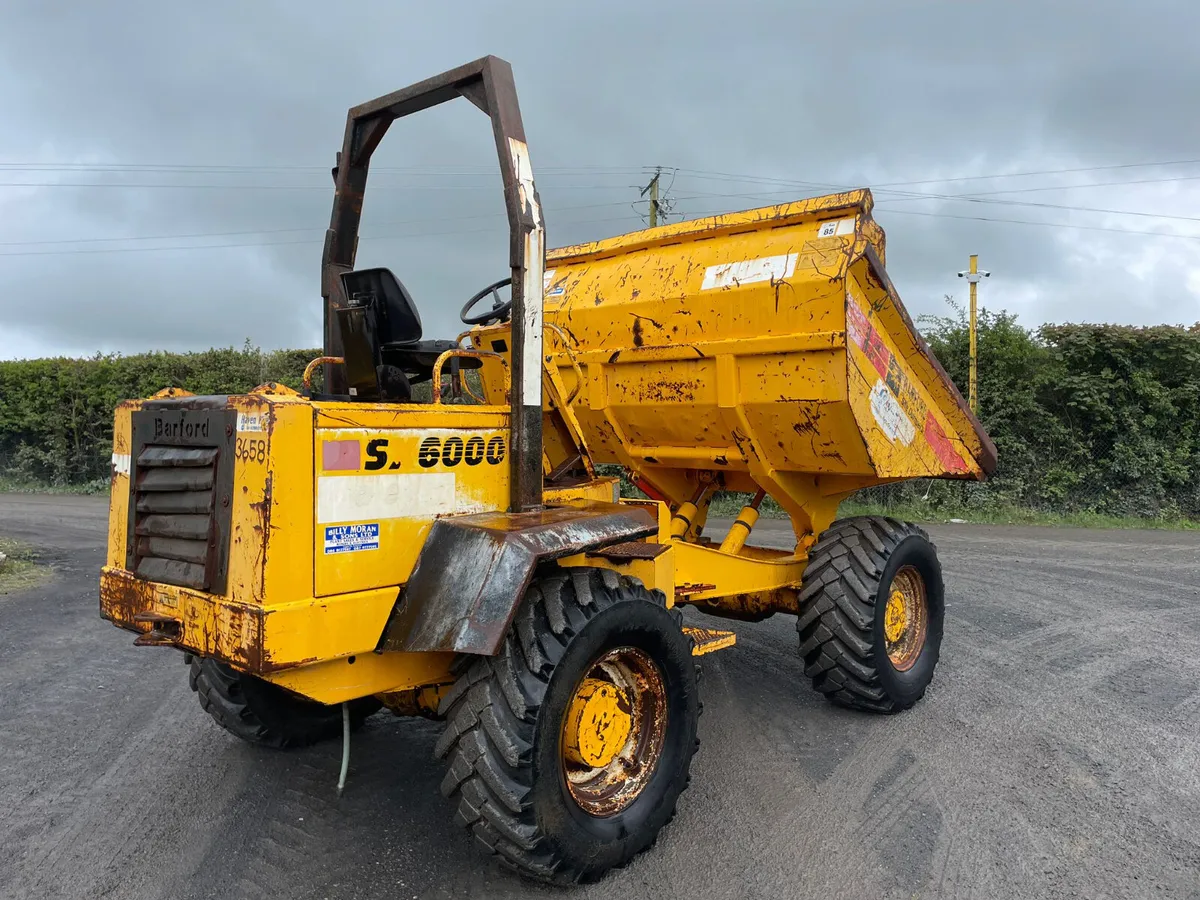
[236, 437, 266, 463]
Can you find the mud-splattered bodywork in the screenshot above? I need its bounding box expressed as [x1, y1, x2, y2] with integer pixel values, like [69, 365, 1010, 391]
[99, 55, 992, 714]
[100, 383, 622, 704]
[475, 189, 995, 540]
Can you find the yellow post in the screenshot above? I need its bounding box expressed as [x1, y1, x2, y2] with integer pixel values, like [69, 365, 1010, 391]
[957, 254, 988, 413]
[968, 254, 978, 413]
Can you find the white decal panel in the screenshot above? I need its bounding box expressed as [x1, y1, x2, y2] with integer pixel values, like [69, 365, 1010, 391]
[316, 473, 478, 524]
[869, 380, 916, 445]
[236, 412, 265, 433]
[112, 453, 131, 476]
[701, 253, 797, 291]
[509, 137, 545, 402]
[817, 217, 856, 238]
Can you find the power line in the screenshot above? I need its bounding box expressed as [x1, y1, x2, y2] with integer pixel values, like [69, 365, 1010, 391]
[0, 208, 653, 257]
[895, 173, 1200, 196]
[0, 162, 648, 174]
[677, 177, 1200, 225]
[637, 167, 678, 227]
[872, 190, 1200, 224]
[673, 158, 1200, 192]
[875, 158, 1200, 187]
[7, 157, 1199, 195]
[663, 192, 1200, 241]
[0, 195, 667, 249]
[8, 193, 1200, 259]
[0, 180, 647, 191]
[5, 155, 1198, 182]
[855, 207, 1200, 241]
[8, 160, 1200, 256]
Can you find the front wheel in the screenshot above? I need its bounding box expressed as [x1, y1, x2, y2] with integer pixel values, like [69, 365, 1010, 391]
[796, 516, 945, 713]
[434, 567, 701, 884]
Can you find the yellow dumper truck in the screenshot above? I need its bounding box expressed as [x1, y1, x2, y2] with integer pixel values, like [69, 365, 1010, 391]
[98, 56, 995, 883]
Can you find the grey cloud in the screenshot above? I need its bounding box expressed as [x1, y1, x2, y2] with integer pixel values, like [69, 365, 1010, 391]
[1, 0, 1197, 360]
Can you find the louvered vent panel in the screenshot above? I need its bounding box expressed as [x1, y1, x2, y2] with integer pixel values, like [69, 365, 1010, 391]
[132, 445, 218, 590]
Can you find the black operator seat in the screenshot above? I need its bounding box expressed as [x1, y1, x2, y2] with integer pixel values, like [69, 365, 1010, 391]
[339, 268, 480, 389]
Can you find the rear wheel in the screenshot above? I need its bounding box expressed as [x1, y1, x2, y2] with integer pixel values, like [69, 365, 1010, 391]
[434, 567, 700, 884]
[188, 656, 381, 749]
[797, 516, 944, 713]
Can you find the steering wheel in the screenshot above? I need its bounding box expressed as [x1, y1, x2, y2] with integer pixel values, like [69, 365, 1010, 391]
[460, 277, 513, 326]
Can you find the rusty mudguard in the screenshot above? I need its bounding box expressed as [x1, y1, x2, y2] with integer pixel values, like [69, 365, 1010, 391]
[378, 501, 657, 656]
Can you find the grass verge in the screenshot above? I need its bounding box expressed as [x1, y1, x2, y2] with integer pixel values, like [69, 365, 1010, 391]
[0, 537, 53, 595]
[705, 493, 1197, 531]
[838, 500, 1199, 530]
[0, 476, 109, 495]
[3, 473, 1196, 532]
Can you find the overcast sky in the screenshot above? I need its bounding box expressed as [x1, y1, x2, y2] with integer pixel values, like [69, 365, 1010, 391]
[2, 0, 1198, 360]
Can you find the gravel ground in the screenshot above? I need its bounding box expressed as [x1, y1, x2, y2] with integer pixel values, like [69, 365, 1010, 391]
[1, 493, 1198, 900]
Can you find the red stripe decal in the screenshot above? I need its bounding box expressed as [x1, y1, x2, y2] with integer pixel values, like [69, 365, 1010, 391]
[924, 413, 968, 473]
[322, 439, 361, 471]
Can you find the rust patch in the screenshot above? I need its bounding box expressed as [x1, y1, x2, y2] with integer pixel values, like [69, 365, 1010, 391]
[682, 625, 737, 655]
[641, 378, 698, 403]
[793, 414, 819, 437]
[132, 611, 182, 646]
[630, 313, 665, 349]
[587, 541, 668, 561]
[249, 473, 273, 594]
[99, 569, 157, 632]
[679, 588, 799, 621]
[675, 583, 717, 596]
[250, 473, 273, 534]
[378, 684, 448, 719]
[99, 567, 274, 673]
[381, 502, 658, 655]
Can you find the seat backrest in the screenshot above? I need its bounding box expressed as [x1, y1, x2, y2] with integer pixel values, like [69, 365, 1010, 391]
[340, 268, 422, 345]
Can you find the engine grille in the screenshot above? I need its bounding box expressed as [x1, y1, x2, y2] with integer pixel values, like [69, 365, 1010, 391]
[127, 405, 235, 593]
[132, 445, 218, 589]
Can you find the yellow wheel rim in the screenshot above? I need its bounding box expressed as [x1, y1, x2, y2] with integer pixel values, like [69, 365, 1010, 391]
[884, 565, 928, 672]
[560, 646, 667, 816]
[563, 678, 632, 767]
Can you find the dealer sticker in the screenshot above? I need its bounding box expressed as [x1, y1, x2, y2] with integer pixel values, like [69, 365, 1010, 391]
[236, 412, 266, 433]
[324, 523, 380, 554]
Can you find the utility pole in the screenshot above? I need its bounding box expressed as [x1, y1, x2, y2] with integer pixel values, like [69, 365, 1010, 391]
[957, 254, 991, 413]
[640, 168, 663, 228]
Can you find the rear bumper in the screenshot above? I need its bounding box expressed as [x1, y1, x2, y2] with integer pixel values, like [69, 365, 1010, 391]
[99, 566, 399, 675]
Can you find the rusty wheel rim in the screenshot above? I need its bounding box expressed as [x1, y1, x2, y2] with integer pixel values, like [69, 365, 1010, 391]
[560, 646, 668, 816]
[883, 565, 928, 672]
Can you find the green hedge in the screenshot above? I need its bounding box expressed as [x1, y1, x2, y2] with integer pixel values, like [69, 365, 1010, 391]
[2, 317, 1198, 519]
[859, 304, 1200, 519]
[0, 342, 317, 486]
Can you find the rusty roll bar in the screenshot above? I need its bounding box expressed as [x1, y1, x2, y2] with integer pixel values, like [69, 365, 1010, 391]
[431, 350, 509, 404]
[321, 56, 545, 512]
[303, 356, 344, 392]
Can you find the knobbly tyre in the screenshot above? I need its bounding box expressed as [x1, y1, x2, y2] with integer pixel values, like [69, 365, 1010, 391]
[98, 56, 995, 884]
